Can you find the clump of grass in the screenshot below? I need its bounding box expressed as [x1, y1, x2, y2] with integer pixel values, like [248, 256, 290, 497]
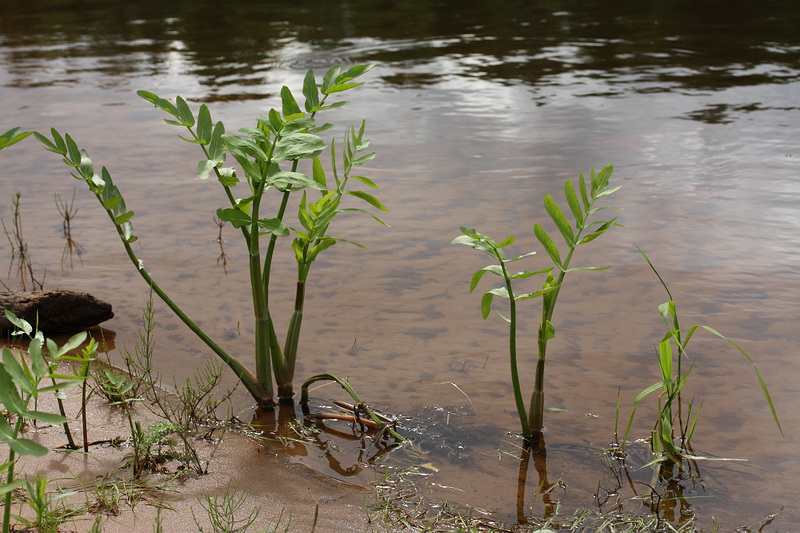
[621, 247, 781, 465]
[191, 482, 262, 533]
[12, 474, 80, 533]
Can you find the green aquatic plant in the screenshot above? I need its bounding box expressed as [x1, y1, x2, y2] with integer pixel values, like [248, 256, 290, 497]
[453, 165, 620, 439]
[622, 247, 782, 464]
[36, 64, 387, 408]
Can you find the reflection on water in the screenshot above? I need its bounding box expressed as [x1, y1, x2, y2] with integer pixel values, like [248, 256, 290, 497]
[1, 0, 799, 529]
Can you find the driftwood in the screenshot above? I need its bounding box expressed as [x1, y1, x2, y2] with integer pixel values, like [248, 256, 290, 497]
[0, 290, 113, 334]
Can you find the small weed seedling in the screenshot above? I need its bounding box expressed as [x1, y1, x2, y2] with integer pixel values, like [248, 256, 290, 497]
[453, 165, 620, 439]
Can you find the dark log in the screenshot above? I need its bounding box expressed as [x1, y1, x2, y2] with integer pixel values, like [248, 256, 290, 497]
[0, 290, 113, 334]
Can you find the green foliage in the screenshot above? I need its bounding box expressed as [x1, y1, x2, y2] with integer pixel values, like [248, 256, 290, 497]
[0, 127, 31, 151]
[622, 248, 782, 464]
[453, 165, 620, 438]
[36, 64, 386, 407]
[0, 311, 86, 533]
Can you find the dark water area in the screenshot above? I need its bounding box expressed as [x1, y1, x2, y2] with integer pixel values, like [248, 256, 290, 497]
[2, 1, 799, 529]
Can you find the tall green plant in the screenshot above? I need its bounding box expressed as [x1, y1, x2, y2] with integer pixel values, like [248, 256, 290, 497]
[622, 248, 782, 464]
[453, 165, 619, 438]
[36, 64, 386, 407]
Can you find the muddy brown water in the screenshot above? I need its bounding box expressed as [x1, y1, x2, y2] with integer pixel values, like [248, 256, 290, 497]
[2, 1, 799, 529]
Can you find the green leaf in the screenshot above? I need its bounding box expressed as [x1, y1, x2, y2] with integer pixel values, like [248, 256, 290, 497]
[576, 218, 617, 245]
[351, 175, 379, 189]
[489, 287, 510, 299]
[323, 82, 364, 96]
[65, 134, 81, 167]
[339, 207, 389, 227]
[311, 157, 327, 190]
[544, 195, 574, 246]
[196, 104, 212, 144]
[534, 224, 562, 269]
[4, 310, 32, 336]
[208, 122, 226, 161]
[310, 101, 349, 113]
[509, 267, 551, 280]
[28, 338, 46, 380]
[268, 171, 326, 191]
[197, 160, 220, 181]
[216, 208, 251, 229]
[281, 86, 304, 120]
[0, 364, 27, 415]
[336, 64, 375, 84]
[23, 411, 68, 425]
[4, 436, 48, 457]
[516, 284, 559, 301]
[541, 319, 556, 341]
[114, 211, 135, 226]
[34, 131, 60, 154]
[352, 152, 376, 166]
[565, 179, 584, 227]
[591, 164, 613, 193]
[578, 172, 591, 212]
[137, 90, 180, 120]
[217, 167, 238, 187]
[238, 127, 270, 145]
[480, 292, 493, 319]
[222, 134, 268, 162]
[594, 185, 621, 199]
[60, 332, 88, 358]
[0, 480, 26, 496]
[273, 133, 326, 162]
[267, 109, 284, 133]
[563, 266, 611, 272]
[174, 96, 195, 127]
[0, 127, 32, 150]
[345, 190, 388, 211]
[469, 269, 490, 292]
[321, 65, 341, 94]
[305, 237, 337, 263]
[2, 349, 32, 395]
[256, 218, 290, 237]
[302, 69, 320, 112]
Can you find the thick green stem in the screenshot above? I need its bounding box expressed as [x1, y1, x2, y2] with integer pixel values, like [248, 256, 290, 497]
[529, 356, 546, 433]
[114, 232, 272, 406]
[280, 280, 305, 398]
[501, 259, 532, 438]
[528, 211, 584, 433]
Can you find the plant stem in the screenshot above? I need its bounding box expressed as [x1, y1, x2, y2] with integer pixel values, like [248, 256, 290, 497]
[2, 417, 23, 533]
[113, 230, 272, 406]
[281, 280, 305, 398]
[528, 212, 580, 434]
[500, 257, 532, 438]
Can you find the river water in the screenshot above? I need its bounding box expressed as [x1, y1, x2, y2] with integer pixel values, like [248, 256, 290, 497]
[1, 1, 799, 529]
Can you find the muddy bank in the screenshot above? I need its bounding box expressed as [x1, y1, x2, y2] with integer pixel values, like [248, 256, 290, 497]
[13, 390, 378, 533]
